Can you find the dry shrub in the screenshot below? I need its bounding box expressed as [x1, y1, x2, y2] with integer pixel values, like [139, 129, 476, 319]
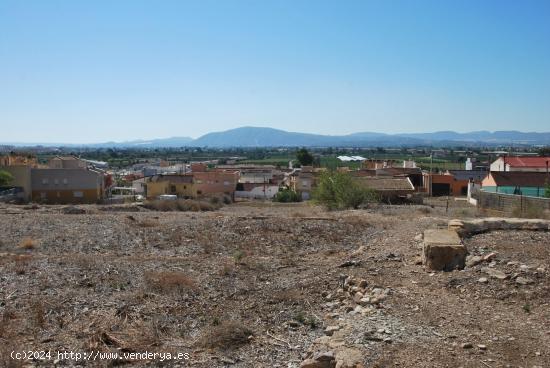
[87, 315, 126, 352]
[0, 307, 17, 338]
[137, 218, 160, 228]
[233, 249, 247, 264]
[200, 320, 253, 349]
[30, 301, 46, 330]
[219, 261, 235, 276]
[416, 206, 432, 215]
[344, 215, 371, 227]
[121, 319, 163, 351]
[12, 254, 32, 274]
[88, 316, 165, 352]
[70, 253, 97, 271]
[271, 289, 303, 305]
[144, 271, 197, 294]
[135, 322, 163, 349]
[245, 258, 268, 271]
[324, 231, 344, 243]
[18, 237, 37, 250]
[143, 199, 221, 212]
[323, 248, 338, 256]
[87, 312, 168, 353]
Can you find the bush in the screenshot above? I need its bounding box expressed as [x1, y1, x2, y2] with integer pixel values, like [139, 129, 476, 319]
[18, 237, 37, 250]
[143, 271, 197, 294]
[209, 194, 233, 205]
[200, 320, 253, 349]
[312, 171, 379, 210]
[0, 170, 13, 186]
[273, 188, 301, 203]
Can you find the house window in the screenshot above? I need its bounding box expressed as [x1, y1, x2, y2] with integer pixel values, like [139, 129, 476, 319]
[42, 178, 49, 185]
[54, 179, 59, 185]
[197, 190, 202, 195]
[183, 185, 187, 189]
[223, 181, 230, 186]
[170, 185, 176, 193]
[63, 178, 68, 185]
[196, 179, 203, 184]
[73, 191, 83, 198]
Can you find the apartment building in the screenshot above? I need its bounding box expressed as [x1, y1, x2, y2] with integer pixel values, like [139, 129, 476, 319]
[144, 169, 239, 200]
[31, 168, 106, 204]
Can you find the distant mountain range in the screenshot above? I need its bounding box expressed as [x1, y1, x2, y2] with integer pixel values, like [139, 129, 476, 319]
[3, 126, 550, 148]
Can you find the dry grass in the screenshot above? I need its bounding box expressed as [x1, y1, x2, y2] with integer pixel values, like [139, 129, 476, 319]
[70, 253, 98, 271]
[137, 218, 160, 228]
[30, 301, 46, 330]
[143, 199, 221, 212]
[12, 254, 32, 274]
[199, 320, 253, 349]
[143, 271, 197, 294]
[18, 237, 37, 250]
[416, 206, 432, 215]
[512, 204, 548, 219]
[219, 261, 235, 276]
[0, 307, 17, 338]
[270, 289, 303, 305]
[344, 214, 372, 227]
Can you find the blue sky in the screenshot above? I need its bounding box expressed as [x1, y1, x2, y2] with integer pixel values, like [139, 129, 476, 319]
[1, 0, 549, 143]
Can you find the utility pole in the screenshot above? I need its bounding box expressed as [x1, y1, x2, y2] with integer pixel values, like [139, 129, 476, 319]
[429, 152, 433, 197]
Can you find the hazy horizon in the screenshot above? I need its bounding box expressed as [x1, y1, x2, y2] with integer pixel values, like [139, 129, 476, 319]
[1, 0, 549, 143]
[2, 126, 550, 146]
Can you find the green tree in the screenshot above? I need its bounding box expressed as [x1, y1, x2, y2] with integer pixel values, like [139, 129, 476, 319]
[296, 148, 314, 166]
[273, 188, 301, 203]
[545, 182, 550, 198]
[538, 146, 550, 156]
[0, 170, 13, 186]
[312, 171, 378, 210]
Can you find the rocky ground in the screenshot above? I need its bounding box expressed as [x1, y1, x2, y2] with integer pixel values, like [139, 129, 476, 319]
[0, 199, 548, 367]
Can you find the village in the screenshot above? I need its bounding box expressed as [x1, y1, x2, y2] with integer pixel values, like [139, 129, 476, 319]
[1, 148, 549, 367]
[1, 150, 549, 217]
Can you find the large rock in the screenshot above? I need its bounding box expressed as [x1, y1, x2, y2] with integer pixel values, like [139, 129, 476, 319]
[449, 218, 550, 236]
[301, 351, 337, 368]
[422, 229, 467, 271]
[335, 347, 364, 368]
[483, 268, 508, 280]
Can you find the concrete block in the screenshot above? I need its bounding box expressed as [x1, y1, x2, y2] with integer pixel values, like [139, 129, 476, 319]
[422, 229, 466, 271]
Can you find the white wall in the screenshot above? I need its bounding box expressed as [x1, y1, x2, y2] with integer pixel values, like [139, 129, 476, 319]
[235, 185, 279, 199]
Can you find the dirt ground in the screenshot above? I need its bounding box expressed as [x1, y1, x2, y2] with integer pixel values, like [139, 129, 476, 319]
[0, 200, 548, 367]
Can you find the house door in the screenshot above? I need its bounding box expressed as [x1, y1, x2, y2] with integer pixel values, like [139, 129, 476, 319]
[432, 183, 450, 196]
